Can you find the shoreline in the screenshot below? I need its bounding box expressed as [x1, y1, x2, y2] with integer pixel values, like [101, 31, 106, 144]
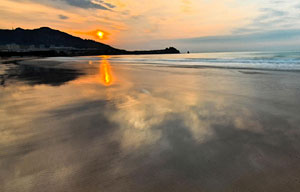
[0, 47, 180, 58]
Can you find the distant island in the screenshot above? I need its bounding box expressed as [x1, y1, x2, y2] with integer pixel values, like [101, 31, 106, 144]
[0, 27, 180, 57]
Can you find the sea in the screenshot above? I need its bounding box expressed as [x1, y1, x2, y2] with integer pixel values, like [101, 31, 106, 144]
[44, 51, 300, 71]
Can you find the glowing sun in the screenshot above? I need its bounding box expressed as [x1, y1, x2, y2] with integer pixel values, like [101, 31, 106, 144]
[97, 31, 104, 39]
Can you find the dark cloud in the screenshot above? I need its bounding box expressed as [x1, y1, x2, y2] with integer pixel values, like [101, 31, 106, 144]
[176, 29, 300, 44]
[163, 29, 300, 52]
[58, 14, 69, 20]
[250, 8, 288, 28]
[19, 0, 116, 10]
[100, 0, 115, 8]
[232, 6, 292, 36]
[270, 0, 284, 4]
[61, 0, 115, 10]
[259, 8, 287, 17]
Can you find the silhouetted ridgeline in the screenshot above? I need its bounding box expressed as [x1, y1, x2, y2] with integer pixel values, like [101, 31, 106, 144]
[0, 27, 180, 56]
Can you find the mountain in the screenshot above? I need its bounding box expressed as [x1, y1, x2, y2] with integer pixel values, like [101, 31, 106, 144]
[0, 27, 121, 51]
[0, 27, 180, 56]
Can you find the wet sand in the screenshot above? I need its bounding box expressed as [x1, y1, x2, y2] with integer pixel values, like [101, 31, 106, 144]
[1, 56, 300, 192]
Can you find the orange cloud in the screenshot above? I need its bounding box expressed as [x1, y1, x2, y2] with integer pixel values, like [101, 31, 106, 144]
[72, 29, 110, 41]
[0, 0, 259, 49]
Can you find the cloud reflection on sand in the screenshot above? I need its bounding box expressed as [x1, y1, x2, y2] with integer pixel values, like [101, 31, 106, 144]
[73, 58, 219, 149]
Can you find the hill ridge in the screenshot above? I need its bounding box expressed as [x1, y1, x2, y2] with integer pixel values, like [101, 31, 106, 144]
[0, 27, 180, 56]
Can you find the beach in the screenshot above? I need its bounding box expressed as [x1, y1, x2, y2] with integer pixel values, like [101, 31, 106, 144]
[1, 53, 300, 192]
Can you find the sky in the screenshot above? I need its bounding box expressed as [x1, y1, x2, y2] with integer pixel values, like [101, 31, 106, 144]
[0, 0, 300, 52]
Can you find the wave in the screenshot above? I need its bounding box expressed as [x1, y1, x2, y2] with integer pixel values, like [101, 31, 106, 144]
[43, 51, 300, 71]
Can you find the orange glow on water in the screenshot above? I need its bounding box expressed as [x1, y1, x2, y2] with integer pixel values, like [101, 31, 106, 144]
[101, 58, 113, 86]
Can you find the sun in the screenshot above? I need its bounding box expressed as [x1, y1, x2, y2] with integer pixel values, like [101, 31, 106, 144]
[97, 31, 104, 39]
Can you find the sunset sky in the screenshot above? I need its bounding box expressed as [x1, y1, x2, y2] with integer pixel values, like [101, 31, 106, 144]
[1, 0, 300, 52]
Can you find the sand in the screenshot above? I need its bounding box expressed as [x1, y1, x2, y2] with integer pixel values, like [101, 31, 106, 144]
[1, 56, 300, 192]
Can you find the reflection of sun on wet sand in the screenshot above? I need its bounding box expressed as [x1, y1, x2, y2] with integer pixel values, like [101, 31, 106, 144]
[73, 57, 115, 86]
[101, 59, 113, 86]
